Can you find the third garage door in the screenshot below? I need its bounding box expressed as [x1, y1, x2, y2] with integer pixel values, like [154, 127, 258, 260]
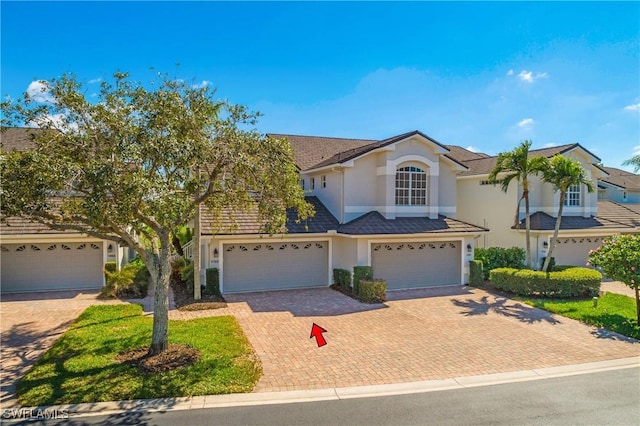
[222, 241, 328, 293]
[371, 241, 461, 290]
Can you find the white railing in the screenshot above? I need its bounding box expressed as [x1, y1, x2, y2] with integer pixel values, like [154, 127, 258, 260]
[183, 239, 194, 260]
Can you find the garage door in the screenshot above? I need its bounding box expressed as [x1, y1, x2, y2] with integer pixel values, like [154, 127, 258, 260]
[371, 241, 461, 290]
[1, 242, 104, 293]
[551, 236, 608, 266]
[222, 241, 328, 293]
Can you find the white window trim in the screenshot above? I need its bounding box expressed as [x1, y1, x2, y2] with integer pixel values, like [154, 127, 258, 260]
[564, 184, 581, 207]
[310, 177, 315, 190]
[321, 175, 327, 188]
[395, 166, 427, 206]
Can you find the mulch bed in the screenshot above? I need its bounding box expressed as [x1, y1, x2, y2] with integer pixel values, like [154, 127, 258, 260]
[116, 344, 201, 374]
[171, 279, 228, 311]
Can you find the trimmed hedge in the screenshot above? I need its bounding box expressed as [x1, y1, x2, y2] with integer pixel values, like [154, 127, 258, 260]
[333, 268, 352, 290]
[358, 279, 387, 303]
[475, 247, 526, 279]
[490, 267, 601, 298]
[353, 266, 373, 294]
[469, 260, 484, 287]
[205, 268, 221, 297]
[104, 261, 117, 274]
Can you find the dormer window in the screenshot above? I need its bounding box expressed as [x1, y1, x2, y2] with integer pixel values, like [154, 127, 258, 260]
[564, 184, 580, 206]
[395, 166, 426, 205]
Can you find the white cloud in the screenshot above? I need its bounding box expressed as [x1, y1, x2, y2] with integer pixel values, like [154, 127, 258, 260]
[465, 146, 480, 153]
[517, 118, 534, 128]
[506, 69, 514, 76]
[88, 78, 102, 84]
[517, 70, 548, 83]
[543, 142, 558, 148]
[624, 103, 640, 111]
[633, 145, 640, 155]
[192, 80, 212, 89]
[28, 113, 76, 131]
[26, 80, 55, 103]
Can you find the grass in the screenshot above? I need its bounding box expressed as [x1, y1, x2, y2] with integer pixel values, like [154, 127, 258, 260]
[520, 293, 640, 340]
[17, 304, 261, 406]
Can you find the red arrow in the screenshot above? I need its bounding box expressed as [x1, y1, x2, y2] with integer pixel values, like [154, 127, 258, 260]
[310, 323, 328, 347]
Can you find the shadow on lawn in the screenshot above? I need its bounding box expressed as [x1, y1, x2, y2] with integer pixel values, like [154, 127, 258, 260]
[451, 295, 562, 325]
[0, 321, 73, 407]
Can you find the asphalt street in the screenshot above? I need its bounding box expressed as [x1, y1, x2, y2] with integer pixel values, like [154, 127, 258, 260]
[8, 367, 639, 426]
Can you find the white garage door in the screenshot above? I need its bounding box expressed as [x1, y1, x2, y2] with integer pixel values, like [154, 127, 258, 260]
[371, 241, 461, 290]
[551, 236, 609, 267]
[1, 242, 104, 293]
[222, 241, 328, 293]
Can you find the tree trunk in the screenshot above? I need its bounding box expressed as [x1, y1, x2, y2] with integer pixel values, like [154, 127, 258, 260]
[523, 185, 532, 269]
[543, 195, 565, 273]
[147, 239, 172, 355]
[194, 203, 201, 300]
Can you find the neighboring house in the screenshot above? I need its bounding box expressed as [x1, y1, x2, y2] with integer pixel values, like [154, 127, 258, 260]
[195, 130, 488, 293]
[454, 144, 640, 268]
[598, 167, 640, 203]
[0, 127, 129, 293]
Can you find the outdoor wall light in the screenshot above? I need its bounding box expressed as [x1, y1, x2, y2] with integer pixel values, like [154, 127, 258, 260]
[466, 244, 472, 254]
[543, 241, 549, 249]
[107, 244, 114, 252]
[213, 248, 219, 259]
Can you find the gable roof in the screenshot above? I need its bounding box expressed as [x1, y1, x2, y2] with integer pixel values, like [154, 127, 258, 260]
[460, 143, 601, 177]
[337, 211, 487, 235]
[268, 133, 374, 171]
[0, 127, 45, 152]
[600, 167, 640, 191]
[273, 130, 456, 172]
[200, 196, 339, 235]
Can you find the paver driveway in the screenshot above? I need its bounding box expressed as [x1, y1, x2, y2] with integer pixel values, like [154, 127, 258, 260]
[176, 286, 640, 392]
[0, 291, 123, 408]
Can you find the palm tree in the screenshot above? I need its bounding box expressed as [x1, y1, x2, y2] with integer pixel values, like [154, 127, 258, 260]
[622, 155, 640, 172]
[541, 155, 595, 272]
[488, 141, 547, 269]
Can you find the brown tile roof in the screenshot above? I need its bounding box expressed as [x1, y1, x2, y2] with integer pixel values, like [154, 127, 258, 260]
[0, 127, 46, 152]
[459, 143, 600, 177]
[337, 211, 488, 235]
[595, 201, 640, 228]
[200, 196, 339, 235]
[309, 130, 452, 170]
[0, 216, 82, 235]
[268, 133, 374, 171]
[444, 145, 489, 162]
[601, 167, 640, 191]
[514, 201, 640, 231]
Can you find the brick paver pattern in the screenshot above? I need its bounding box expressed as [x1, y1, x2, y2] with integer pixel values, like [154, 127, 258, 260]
[1, 282, 638, 407]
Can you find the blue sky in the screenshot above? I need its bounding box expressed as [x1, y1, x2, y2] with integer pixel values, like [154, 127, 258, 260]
[2, 1, 639, 170]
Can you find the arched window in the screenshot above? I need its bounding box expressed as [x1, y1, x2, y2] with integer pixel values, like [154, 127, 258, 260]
[395, 166, 427, 205]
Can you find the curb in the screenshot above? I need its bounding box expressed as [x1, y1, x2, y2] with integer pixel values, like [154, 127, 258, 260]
[3, 357, 638, 420]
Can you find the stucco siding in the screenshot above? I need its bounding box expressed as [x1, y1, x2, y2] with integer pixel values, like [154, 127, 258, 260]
[332, 236, 357, 272]
[438, 164, 457, 218]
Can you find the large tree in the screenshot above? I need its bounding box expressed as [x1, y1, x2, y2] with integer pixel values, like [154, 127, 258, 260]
[1, 72, 312, 355]
[488, 141, 546, 269]
[540, 155, 595, 272]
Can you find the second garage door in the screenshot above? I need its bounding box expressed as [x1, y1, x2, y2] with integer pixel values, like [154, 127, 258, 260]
[222, 241, 328, 293]
[551, 236, 609, 266]
[1, 242, 104, 293]
[371, 241, 461, 290]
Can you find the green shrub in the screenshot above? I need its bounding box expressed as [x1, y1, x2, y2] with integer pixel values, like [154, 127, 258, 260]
[475, 247, 526, 279]
[102, 260, 150, 299]
[205, 268, 221, 296]
[104, 261, 117, 274]
[540, 256, 556, 272]
[490, 267, 601, 298]
[333, 268, 352, 290]
[180, 262, 195, 294]
[353, 266, 373, 294]
[358, 279, 387, 303]
[469, 260, 484, 287]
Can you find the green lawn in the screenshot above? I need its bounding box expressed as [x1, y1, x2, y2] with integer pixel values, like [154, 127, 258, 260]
[17, 304, 261, 406]
[521, 293, 640, 340]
